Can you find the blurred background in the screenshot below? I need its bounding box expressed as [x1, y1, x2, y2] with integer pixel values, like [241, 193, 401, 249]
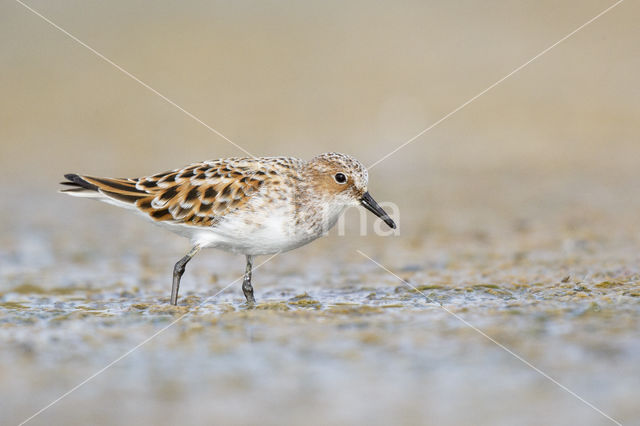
[1, 1, 638, 425]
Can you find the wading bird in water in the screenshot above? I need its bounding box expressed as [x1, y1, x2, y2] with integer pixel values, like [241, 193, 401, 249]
[61, 152, 396, 305]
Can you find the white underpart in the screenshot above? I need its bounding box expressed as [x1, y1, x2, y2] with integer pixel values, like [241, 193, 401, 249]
[62, 190, 139, 210]
[185, 189, 352, 256]
[63, 185, 352, 256]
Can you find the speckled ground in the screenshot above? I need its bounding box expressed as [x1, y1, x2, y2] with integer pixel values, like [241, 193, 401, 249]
[1, 177, 639, 425]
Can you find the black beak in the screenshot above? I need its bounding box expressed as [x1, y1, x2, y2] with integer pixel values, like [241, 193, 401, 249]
[360, 192, 396, 229]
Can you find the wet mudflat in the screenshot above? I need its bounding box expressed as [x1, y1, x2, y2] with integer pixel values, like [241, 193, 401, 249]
[1, 184, 639, 426]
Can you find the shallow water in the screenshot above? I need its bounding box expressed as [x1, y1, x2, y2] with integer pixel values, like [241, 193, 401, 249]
[1, 188, 639, 426]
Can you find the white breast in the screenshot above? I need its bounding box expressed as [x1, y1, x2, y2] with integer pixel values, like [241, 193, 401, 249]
[153, 185, 350, 255]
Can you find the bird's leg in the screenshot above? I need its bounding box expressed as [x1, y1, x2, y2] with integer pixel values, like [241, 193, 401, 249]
[171, 245, 201, 305]
[242, 255, 256, 304]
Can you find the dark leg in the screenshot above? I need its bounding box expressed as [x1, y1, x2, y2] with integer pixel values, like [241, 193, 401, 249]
[242, 255, 256, 304]
[171, 246, 201, 305]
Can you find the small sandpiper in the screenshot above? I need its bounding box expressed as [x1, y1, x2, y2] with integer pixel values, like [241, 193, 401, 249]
[61, 152, 396, 305]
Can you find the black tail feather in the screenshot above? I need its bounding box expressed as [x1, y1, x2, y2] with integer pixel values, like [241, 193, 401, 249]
[61, 174, 99, 191]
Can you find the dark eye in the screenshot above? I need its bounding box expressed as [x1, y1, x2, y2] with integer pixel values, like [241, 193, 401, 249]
[334, 173, 347, 184]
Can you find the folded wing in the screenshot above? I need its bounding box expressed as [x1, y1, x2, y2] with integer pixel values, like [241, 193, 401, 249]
[61, 160, 271, 227]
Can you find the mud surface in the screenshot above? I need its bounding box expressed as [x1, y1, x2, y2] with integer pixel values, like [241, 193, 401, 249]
[1, 184, 639, 425]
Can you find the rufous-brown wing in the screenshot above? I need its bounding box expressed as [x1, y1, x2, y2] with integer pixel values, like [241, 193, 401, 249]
[133, 161, 270, 226]
[62, 157, 298, 227]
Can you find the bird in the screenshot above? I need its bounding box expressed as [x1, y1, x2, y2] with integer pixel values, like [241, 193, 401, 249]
[60, 152, 396, 305]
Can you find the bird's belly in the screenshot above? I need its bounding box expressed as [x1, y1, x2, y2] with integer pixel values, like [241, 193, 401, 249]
[188, 208, 321, 255]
